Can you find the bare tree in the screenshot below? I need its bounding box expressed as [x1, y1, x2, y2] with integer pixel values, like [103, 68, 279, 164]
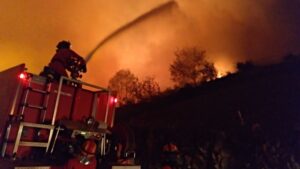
[170, 47, 217, 87]
[108, 69, 139, 105]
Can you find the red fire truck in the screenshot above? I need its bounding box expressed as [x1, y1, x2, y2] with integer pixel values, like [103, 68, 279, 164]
[0, 64, 119, 168]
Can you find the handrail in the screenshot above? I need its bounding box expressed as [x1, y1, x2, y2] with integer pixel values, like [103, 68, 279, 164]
[63, 77, 108, 91]
[51, 76, 110, 125]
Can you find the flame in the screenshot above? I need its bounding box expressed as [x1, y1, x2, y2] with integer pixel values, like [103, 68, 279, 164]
[217, 72, 224, 78]
[213, 55, 237, 79]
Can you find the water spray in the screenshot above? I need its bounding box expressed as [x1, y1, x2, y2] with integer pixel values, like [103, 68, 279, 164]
[85, 0, 178, 63]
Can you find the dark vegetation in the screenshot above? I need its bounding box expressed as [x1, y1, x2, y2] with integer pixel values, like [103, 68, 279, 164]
[169, 48, 217, 87]
[108, 69, 160, 106]
[108, 47, 216, 106]
[115, 55, 300, 169]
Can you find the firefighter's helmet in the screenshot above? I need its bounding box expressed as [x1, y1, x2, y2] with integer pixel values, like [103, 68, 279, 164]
[56, 40, 71, 49]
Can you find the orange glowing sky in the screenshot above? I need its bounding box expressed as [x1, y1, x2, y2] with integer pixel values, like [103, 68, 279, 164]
[1, 0, 300, 89]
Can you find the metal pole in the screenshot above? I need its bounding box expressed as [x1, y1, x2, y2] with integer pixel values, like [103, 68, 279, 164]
[10, 78, 22, 115]
[51, 76, 64, 125]
[104, 91, 111, 124]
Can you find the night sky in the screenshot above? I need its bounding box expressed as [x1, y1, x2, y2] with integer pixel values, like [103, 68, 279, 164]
[1, 0, 300, 89]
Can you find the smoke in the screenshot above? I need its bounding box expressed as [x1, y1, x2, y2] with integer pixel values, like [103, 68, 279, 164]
[85, 0, 178, 62]
[178, 0, 300, 64]
[88, 0, 300, 88]
[1, 0, 300, 89]
[85, 0, 183, 88]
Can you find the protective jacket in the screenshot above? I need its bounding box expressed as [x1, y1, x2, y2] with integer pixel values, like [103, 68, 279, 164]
[48, 48, 83, 77]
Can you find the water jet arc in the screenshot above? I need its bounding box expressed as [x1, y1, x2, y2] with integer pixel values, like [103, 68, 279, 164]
[85, 0, 177, 62]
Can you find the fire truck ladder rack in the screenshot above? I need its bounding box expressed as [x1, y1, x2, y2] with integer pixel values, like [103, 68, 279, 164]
[12, 76, 110, 158]
[13, 76, 53, 157]
[20, 79, 51, 122]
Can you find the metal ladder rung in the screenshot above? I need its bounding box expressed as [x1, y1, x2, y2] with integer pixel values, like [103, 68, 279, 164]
[19, 141, 48, 147]
[22, 104, 46, 110]
[29, 88, 49, 94]
[21, 122, 54, 129]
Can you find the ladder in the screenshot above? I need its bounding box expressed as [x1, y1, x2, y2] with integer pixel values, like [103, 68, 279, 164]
[13, 122, 54, 154]
[12, 75, 55, 157]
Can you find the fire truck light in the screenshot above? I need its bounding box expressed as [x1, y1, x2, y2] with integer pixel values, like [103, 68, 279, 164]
[19, 73, 26, 79]
[111, 97, 118, 104]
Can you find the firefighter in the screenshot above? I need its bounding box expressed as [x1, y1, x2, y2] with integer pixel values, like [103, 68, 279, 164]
[40, 40, 87, 81]
[64, 139, 97, 169]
